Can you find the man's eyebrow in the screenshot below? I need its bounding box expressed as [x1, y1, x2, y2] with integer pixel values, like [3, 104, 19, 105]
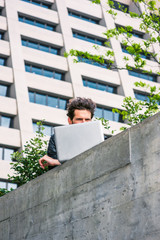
[76, 118, 91, 120]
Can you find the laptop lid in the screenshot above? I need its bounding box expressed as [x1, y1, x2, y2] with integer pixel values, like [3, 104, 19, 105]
[54, 120, 104, 162]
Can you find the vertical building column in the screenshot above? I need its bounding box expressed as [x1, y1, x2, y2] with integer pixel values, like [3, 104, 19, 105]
[100, 0, 135, 98]
[139, 2, 160, 82]
[55, 0, 84, 98]
[5, 0, 33, 147]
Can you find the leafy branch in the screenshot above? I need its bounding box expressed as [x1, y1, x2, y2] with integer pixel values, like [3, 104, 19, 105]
[8, 121, 48, 187]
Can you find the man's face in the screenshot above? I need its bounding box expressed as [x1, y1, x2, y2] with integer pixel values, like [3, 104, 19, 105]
[68, 109, 92, 124]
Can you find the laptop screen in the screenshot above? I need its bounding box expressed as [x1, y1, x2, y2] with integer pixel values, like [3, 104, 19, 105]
[54, 120, 104, 162]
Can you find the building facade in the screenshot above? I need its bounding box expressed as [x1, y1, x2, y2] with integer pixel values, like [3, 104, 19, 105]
[0, 0, 160, 188]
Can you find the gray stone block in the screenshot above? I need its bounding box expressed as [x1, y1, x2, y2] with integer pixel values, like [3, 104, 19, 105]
[0, 112, 160, 240]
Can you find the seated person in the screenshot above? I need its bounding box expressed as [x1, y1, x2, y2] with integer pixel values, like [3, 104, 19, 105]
[39, 97, 96, 169]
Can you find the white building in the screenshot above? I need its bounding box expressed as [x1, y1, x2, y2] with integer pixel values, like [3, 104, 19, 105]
[0, 0, 160, 188]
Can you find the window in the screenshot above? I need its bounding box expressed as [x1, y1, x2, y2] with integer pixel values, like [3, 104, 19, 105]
[109, 0, 129, 13]
[122, 45, 151, 60]
[95, 107, 122, 122]
[22, 39, 60, 55]
[33, 122, 59, 136]
[19, 15, 55, 31]
[25, 64, 64, 80]
[131, 31, 144, 39]
[104, 135, 111, 140]
[150, 13, 160, 23]
[83, 79, 117, 94]
[0, 32, 4, 40]
[78, 57, 108, 69]
[68, 11, 99, 24]
[0, 180, 17, 190]
[135, 92, 160, 105]
[73, 32, 105, 46]
[0, 115, 13, 128]
[128, 70, 157, 82]
[29, 91, 67, 110]
[0, 146, 15, 161]
[0, 57, 6, 66]
[0, 84, 9, 97]
[134, 92, 149, 102]
[21, 0, 51, 9]
[116, 25, 144, 39]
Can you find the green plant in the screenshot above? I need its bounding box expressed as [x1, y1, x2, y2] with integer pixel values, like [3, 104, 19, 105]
[0, 188, 12, 197]
[65, 0, 160, 74]
[8, 121, 48, 186]
[96, 117, 116, 134]
[99, 82, 160, 131]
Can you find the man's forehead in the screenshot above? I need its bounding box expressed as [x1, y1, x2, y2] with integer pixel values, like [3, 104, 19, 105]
[74, 109, 91, 117]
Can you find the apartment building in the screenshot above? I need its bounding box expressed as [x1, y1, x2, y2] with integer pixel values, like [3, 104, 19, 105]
[0, 0, 160, 189]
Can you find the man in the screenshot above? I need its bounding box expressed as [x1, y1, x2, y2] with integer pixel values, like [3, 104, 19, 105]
[39, 97, 96, 169]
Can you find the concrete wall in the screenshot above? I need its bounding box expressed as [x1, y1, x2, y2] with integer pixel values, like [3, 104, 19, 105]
[0, 112, 160, 240]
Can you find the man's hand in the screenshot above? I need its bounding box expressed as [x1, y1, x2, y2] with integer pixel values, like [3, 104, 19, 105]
[39, 155, 61, 169]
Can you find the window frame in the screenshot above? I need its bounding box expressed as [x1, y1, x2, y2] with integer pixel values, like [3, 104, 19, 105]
[21, 0, 51, 9]
[110, 0, 129, 13]
[68, 10, 99, 24]
[121, 45, 151, 60]
[128, 69, 157, 82]
[134, 91, 160, 105]
[83, 79, 117, 94]
[95, 107, 123, 122]
[116, 24, 144, 39]
[0, 32, 4, 40]
[33, 122, 59, 136]
[0, 146, 15, 161]
[0, 179, 17, 190]
[0, 84, 9, 97]
[134, 91, 150, 102]
[0, 115, 13, 128]
[25, 64, 64, 80]
[18, 15, 55, 31]
[78, 57, 108, 69]
[29, 91, 68, 110]
[22, 39, 60, 55]
[0, 57, 6, 66]
[73, 31, 105, 46]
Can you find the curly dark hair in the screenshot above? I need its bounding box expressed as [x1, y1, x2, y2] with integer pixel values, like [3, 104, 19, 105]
[67, 97, 96, 120]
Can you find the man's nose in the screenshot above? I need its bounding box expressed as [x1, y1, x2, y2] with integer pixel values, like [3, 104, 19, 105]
[82, 119, 86, 122]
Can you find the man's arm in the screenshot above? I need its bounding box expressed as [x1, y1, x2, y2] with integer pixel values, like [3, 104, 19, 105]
[39, 134, 61, 169]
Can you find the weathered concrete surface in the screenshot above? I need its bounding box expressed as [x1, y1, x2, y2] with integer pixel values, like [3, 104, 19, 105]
[0, 112, 160, 240]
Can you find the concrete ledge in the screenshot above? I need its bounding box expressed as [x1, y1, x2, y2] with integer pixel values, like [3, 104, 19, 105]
[0, 112, 160, 240]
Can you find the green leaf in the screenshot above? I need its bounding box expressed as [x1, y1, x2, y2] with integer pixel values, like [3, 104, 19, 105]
[91, 0, 100, 4]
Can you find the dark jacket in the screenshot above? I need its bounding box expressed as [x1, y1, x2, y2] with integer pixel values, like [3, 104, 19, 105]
[47, 134, 57, 159]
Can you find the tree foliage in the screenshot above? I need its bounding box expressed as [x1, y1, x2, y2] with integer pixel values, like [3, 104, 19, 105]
[100, 82, 160, 132]
[66, 0, 160, 74]
[104, 0, 160, 72]
[65, 0, 160, 131]
[0, 188, 12, 197]
[118, 81, 160, 125]
[8, 122, 48, 187]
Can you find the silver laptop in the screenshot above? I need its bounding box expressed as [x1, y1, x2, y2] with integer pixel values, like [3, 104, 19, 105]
[54, 120, 104, 163]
